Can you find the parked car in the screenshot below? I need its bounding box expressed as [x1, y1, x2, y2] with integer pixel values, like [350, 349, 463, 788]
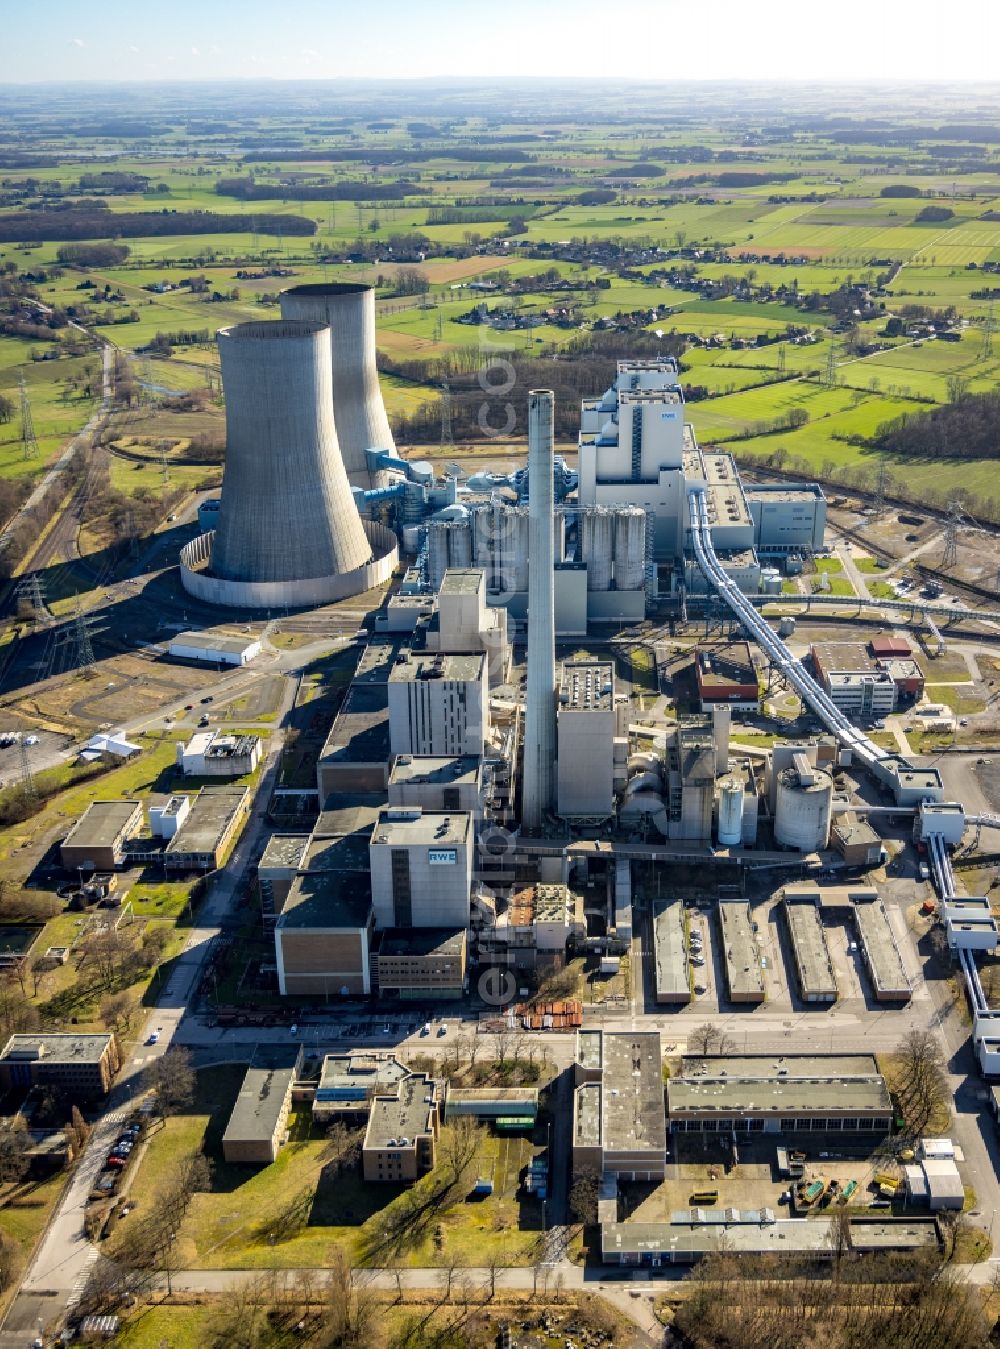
[421, 1023, 431, 1036]
[437, 1023, 447, 1037]
[146, 1030, 160, 1045]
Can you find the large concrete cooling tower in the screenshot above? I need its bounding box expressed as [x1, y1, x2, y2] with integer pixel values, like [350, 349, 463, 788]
[179, 319, 397, 609]
[279, 282, 394, 489]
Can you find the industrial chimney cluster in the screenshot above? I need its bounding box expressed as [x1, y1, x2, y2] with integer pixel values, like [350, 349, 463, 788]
[179, 284, 398, 609]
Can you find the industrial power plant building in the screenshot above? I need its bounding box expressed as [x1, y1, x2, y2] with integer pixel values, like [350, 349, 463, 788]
[557, 661, 616, 818]
[369, 807, 473, 930]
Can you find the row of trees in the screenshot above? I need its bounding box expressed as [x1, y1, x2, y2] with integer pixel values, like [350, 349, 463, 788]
[876, 389, 1000, 462]
[674, 1244, 990, 1349]
[0, 210, 317, 244]
[215, 177, 428, 202]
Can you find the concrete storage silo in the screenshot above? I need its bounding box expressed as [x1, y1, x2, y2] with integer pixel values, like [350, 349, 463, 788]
[717, 777, 744, 847]
[472, 504, 529, 595]
[580, 507, 614, 592]
[426, 518, 472, 589]
[279, 282, 395, 490]
[774, 752, 833, 851]
[180, 319, 401, 608]
[612, 506, 646, 591]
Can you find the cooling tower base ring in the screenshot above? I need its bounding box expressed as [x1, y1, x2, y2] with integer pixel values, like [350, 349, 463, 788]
[179, 520, 398, 609]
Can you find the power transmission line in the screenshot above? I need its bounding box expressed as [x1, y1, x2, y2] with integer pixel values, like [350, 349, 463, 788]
[872, 459, 890, 518]
[14, 574, 45, 618]
[439, 381, 454, 450]
[18, 735, 35, 801]
[18, 373, 38, 460]
[942, 497, 963, 570]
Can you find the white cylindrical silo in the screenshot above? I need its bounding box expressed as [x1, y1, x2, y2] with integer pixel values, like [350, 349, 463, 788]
[613, 506, 647, 591]
[774, 760, 833, 851]
[581, 507, 614, 592]
[449, 518, 472, 568]
[717, 777, 744, 847]
[472, 504, 529, 595]
[211, 320, 372, 586]
[426, 521, 452, 589]
[279, 282, 395, 490]
[522, 390, 557, 832]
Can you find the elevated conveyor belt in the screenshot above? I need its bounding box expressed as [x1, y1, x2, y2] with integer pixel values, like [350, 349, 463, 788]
[687, 487, 896, 783]
[926, 831, 989, 1013]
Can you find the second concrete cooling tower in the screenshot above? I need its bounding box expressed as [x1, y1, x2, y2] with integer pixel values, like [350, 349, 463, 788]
[280, 282, 395, 489]
[179, 319, 397, 609]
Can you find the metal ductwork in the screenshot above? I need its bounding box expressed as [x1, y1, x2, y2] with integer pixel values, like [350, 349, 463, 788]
[279, 282, 395, 490]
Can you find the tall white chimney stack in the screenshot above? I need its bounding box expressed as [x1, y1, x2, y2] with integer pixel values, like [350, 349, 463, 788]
[522, 389, 557, 832]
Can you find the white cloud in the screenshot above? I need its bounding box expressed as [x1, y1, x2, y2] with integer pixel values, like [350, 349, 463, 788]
[302, 48, 320, 57]
[127, 44, 139, 53]
[69, 37, 85, 48]
[191, 46, 201, 57]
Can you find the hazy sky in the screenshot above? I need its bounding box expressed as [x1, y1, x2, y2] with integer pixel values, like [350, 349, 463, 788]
[5, 0, 1000, 83]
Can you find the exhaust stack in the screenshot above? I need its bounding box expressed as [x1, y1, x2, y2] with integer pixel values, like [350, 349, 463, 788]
[521, 389, 557, 832]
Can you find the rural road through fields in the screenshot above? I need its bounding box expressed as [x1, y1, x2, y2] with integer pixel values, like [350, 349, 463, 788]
[0, 673, 298, 1346]
[0, 339, 113, 562]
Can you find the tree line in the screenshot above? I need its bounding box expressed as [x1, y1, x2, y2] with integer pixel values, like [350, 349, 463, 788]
[0, 210, 316, 244]
[875, 389, 1000, 461]
[215, 177, 429, 202]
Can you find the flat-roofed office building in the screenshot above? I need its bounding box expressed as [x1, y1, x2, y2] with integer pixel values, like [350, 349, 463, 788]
[375, 927, 467, 998]
[60, 800, 145, 872]
[363, 1073, 439, 1183]
[0, 1033, 121, 1099]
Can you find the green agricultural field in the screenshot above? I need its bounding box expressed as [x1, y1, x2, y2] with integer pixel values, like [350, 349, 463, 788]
[2, 87, 1000, 533]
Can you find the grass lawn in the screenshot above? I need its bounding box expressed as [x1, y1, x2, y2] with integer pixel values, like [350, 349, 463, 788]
[0, 739, 178, 875]
[125, 1068, 545, 1273]
[867, 582, 898, 600]
[855, 557, 887, 574]
[814, 557, 843, 574]
[117, 1307, 212, 1349]
[924, 684, 986, 716]
[730, 730, 786, 748]
[878, 1053, 951, 1136]
[811, 576, 856, 597]
[128, 880, 197, 920]
[0, 1169, 70, 1314]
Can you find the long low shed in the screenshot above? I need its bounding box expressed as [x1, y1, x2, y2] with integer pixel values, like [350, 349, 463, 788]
[653, 900, 691, 1004]
[444, 1087, 539, 1122]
